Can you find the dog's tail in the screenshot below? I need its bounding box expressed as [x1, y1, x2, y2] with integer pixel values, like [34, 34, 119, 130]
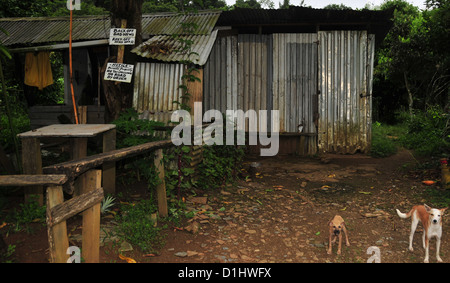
[396, 208, 413, 219]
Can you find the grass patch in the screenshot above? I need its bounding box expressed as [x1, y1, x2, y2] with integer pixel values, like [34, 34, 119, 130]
[115, 199, 165, 254]
[370, 121, 406, 157]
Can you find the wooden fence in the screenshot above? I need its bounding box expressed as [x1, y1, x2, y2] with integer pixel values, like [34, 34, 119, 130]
[0, 139, 173, 263]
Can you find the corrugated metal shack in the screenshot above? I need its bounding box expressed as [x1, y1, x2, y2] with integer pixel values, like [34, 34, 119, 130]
[199, 7, 392, 155]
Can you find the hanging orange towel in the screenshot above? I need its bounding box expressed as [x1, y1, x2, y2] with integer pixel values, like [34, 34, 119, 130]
[24, 52, 53, 90]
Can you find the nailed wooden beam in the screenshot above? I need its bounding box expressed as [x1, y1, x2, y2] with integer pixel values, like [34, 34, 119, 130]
[0, 174, 68, 187]
[48, 187, 104, 227]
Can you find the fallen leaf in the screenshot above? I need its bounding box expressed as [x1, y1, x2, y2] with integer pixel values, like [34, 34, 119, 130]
[359, 191, 371, 195]
[119, 254, 137, 263]
[0, 222, 7, 229]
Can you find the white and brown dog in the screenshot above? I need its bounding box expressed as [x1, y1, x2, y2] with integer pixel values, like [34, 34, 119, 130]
[396, 204, 447, 263]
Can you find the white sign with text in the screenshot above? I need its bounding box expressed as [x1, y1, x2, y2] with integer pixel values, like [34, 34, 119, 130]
[109, 28, 136, 45]
[104, 63, 134, 83]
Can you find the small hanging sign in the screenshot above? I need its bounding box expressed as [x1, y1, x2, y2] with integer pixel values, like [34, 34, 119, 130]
[109, 28, 136, 45]
[104, 63, 134, 83]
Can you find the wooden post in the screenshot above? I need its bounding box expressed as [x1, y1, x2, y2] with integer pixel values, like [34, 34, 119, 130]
[21, 137, 43, 205]
[102, 128, 116, 195]
[116, 19, 127, 64]
[71, 137, 88, 196]
[71, 138, 88, 160]
[154, 149, 168, 217]
[77, 106, 88, 124]
[80, 169, 102, 263]
[46, 185, 69, 263]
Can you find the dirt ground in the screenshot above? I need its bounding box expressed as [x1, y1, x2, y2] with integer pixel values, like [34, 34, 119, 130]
[3, 149, 449, 263]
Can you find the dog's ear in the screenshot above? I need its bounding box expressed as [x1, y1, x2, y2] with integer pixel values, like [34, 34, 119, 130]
[340, 222, 345, 227]
[424, 204, 431, 212]
[440, 207, 448, 214]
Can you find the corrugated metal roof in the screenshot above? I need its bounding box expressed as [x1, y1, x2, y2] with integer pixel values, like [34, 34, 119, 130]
[131, 30, 218, 66]
[0, 10, 221, 47]
[0, 16, 110, 46]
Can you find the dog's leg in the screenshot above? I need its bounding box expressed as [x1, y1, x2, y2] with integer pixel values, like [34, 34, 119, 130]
[327, 227, 333, 255]
[423, 232, 429, 263]
[337, 232, 342, 255]
[436, 236, 443, 263]
[409, 213, 419, 251]
[342, 224, 350, 246]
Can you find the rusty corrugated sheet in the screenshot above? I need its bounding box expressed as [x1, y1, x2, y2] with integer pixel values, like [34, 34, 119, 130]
[318, 30, 374, 154]
[131, 30, 218, 66]
[133, 62, 184, 124]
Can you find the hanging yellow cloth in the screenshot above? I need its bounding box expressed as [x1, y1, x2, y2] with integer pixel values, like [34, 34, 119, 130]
[24, 52, 54, 90]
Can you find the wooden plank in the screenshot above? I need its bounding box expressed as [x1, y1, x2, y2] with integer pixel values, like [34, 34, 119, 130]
[21, 137, 43, 205]
[46, 185, 69, 263]
[48, 187, 104, 227]
[80, 170, 101, 263]
[0, 175, 67, 187]
[102, 129, 116, 195]
[154, 149, 168, 217]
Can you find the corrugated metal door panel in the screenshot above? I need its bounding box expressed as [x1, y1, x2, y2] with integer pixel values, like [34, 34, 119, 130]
[318, 31, 374, 154]
[272, 33, 318, 135]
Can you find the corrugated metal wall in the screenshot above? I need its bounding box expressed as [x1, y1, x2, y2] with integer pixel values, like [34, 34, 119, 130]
[317, 31, 374, 154]
[133, 62, 184, 123]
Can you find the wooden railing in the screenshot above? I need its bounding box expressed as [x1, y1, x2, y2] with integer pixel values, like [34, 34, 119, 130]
[0, 139, 173, 263]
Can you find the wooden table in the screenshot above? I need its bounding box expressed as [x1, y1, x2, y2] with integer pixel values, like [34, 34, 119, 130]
[18, 124, 116, 204]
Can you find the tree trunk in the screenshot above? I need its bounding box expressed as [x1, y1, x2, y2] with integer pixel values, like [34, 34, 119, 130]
[404, 71, 414, 118]
[103, 0, 143, 122]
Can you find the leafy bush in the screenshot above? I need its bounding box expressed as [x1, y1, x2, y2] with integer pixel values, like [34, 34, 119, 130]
[399, 107, 449, 157]
[197, 143, 245, 189]
[112, 108, 165, 149]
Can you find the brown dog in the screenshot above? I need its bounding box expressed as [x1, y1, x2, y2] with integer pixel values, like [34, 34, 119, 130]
[327, 215, 350, 255]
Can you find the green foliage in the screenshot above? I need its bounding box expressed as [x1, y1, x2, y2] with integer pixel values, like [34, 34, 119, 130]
[371, 107, 449, 158]
[399, 107, 450, 157]
[100, 195, 116, 214]
[7, 196, 46, 233]
[115, 199, 165, 253]
[112, 108, 165, 149]
[374, 0, 450, 118]
[370, 121, 403, 157]
[197, 143, 245, 189]
[0, 0, 108, 17]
